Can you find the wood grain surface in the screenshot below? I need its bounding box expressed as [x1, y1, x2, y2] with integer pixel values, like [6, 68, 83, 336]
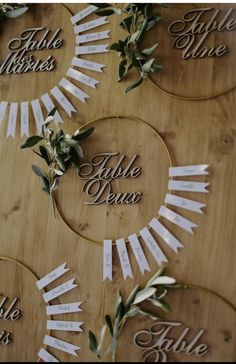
[0, 3, 235, 362]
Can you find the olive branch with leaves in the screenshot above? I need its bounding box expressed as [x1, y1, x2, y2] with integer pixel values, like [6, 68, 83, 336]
[89, 267, 184, 362]
[0, 3, 28, 20]
[93, 3, 168, 93]
[20, 108, 94, 212]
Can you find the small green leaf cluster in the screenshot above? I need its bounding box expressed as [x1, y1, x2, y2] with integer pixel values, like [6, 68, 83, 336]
[0, 3, 28, 20]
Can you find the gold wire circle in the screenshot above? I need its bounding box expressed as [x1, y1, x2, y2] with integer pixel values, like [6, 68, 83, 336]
[53, 114, 174, 246]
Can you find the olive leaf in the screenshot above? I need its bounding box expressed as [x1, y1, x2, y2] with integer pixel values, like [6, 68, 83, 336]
[88, 330, 98, 353]
[150, 276, 176, 286]
[20, 136, 43, 149]
[133, 287, 156, 305]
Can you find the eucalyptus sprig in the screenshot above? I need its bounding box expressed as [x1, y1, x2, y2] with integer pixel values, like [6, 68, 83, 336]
[0, 3, 28, 20]
[93, 3, 164, 93]
[20, 108, 94, 209]
[88, 267, 184, 362]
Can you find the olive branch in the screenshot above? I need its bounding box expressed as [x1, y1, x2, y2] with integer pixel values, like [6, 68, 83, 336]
[0, 3, 28, 20]
[93, 3, 168, 93]
[88, 267, 184, 362]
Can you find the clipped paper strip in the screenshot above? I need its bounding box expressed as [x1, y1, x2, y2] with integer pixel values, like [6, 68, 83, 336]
[128, 233, 151, 274]
[36, 262, 70, 290]
[38, 348, 59, 362]
[51, 86, 76, 117]
[46, 302, 82, 316]
[42, 278, 77, 303]
[168, 180, 210, 193]
[76, 30, 110, 44]
[31, 99, 44, 134]
[20, 101, 29, 138]
[169, 164, 209, 177]
[67, 68, 99, 89]
[71, 4, 97, 24]
[103, 239, 112, 281]
[149, 218, 183, 253]
[74, 16, 108, 34]
[165, 193, 206, 214]
[139, 227, 168, 266]
[7, 103, 18, 138]
[44, 335, 79, 357]
[47, 320, 83, 332]
[0, 101, 8, 126]
[75, 44, 109, 55]
[71, 57, 105, 73]
[116, 238, 133, 280]
[159, 206, 197, 234]
[41, 93, 63, 125]
[59, 78, 89, 103]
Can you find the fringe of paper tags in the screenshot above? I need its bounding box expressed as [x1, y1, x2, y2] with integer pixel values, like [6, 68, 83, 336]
[103, 164, 210, 281]
[36, 263, 82, 362]
[0, 5, 110, 137]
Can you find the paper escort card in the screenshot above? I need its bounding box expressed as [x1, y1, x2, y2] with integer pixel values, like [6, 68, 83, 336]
[44, 335, 80, 357]
[169, 164, 209, 177]
[36, 262, 70, 290]
[75, 44, 109, 55]
[71, 57, 105, 73]
[47, 320, 83, 332]
[168, 180, 210, 193]
[20, 101, 29, 137]
[67, 68, 99, 88]
[139, 227, 168, 266]
[38, 348, 59, 362]
[46, 302, 82, 316]
[76, 30, 110, 44]
[41, 93, 63, 125]
[31, 99, 44, 134]
[158, 206, 197, 234]
[0, 101, 8, 126]
[128, 233, 151, 274]
[74, 17, 108, 34]
[51, 86, 76, 116]
[103, 239, 112, 281]
[149, 217, 183, 253]
[70, 5, 97, 24]
[59, 78, 89, 103]
[116, 238, 133, 280]
[42, 278, 77, 303]
[7, 102, 18, 138]
[165, 193, 206, 214]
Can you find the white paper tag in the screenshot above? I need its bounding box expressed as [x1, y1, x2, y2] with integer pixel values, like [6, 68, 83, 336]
[59, 78, 89, 103]
[149, 217, 183, 253]
[71, 57, 105, 73]
[158, 206, 197, 234]
[74, 16, 108, 34]
[169, 165, 209, 177]
[116, 239, 133, 280]
[75, 44, 109, 55]
[20, 102, 29, 138]
[71, 5, 97, 24]
[42, 278, 77, 303]
[0, 101, 8, 126]
[44, 335, 79, 357]
[168, 180, 210, 193]
[31, 99, 44, 134]
[38, 348, 59, 362]
[41, 93, 63, 125]
[67, 68, 99, 89]
[51, 86, 76, 116]
[128, 233, 151, 274]
[76, 30, 110, 44]
[103, 239, 112, 281]
[36, 263, 70, 290]
[7, 103, 18, 138]
[46, 302, 82, 316]
[47, 320, 83, 332]
[165, 193, 206, 214]
[139, 227, 168, 266]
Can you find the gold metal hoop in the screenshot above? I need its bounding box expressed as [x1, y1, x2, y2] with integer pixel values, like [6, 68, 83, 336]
[53, 114, 174, 246]
[0, 256, 51, 362]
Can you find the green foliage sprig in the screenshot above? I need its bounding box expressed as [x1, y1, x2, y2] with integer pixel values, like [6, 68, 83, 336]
[20, 108, 94, 207]
[93, 3, 164, 93]
[0, 3, 28, 20]
[88, 267, 183, 362]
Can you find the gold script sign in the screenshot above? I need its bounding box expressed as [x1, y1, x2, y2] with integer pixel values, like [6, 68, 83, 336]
[0, 293, 22, 345]
[168, 7, 236, 59]
[134, 321, 208, 362]
[79, 152, 142, 205]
